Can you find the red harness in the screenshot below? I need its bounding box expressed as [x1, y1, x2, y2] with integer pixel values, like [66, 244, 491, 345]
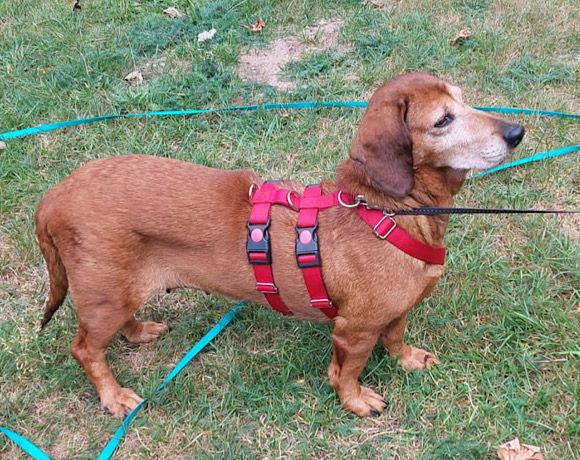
[246, 182, 446, 318]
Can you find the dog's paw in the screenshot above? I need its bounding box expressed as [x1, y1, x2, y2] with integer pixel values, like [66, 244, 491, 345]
[341, 385, 387, 417]
[101, 387, 143, 418]
[124, 321, 168, 343]
[398, 346, 439, 371]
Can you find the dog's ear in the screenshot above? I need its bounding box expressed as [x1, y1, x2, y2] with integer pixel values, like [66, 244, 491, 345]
[349, 98, 413, 198]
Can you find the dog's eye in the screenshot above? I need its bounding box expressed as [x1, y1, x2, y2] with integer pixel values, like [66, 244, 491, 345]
[434, 114, 454, 128]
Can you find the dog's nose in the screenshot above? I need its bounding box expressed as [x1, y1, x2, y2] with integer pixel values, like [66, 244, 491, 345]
[503, 123, 525, 148]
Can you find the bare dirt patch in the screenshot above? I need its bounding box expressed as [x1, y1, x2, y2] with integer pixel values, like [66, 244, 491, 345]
[124, 56, 168, 86]
[139, 56, 168, 80]
[238, 18, 349, 90]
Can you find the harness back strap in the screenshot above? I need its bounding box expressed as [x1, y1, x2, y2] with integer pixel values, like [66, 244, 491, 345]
[247, 182, 293, 315]
[296, 185, 337, 318]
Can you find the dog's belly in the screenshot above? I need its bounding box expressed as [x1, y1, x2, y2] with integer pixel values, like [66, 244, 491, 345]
[145, 247, 331, 321]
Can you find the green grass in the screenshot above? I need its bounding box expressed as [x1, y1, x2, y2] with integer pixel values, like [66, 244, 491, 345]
[1, 0, 579, 458]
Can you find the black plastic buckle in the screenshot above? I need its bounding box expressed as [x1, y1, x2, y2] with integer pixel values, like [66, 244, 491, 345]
[247, 220, 271, 265]
[295, 225, 321, 268]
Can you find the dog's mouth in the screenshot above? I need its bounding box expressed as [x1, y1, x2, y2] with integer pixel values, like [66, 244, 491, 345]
[474, 121, 525, 169]
[484, 137, 523, 168]
[484, 154, 511, 170]
[489, 151, 511, 167]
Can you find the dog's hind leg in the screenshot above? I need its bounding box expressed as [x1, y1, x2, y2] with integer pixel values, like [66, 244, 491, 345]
[122, 316, 168, 344]
[70, 296, 144, 418]
[379, 313, 439, 370]
[328, 317, 387, 417]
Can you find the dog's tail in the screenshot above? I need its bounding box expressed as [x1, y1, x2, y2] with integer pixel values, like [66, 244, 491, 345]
[36, 200, 69, 329]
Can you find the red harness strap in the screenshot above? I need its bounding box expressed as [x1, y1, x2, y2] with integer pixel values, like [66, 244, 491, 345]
[356, 205, 446, 265]
[247, 184, 446, 318]
[295, 185, 337, 318]
[246, 182, 293, 315]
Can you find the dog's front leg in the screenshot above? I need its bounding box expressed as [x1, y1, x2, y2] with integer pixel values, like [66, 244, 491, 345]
[380, 313, 439, 370]
[328, 317, 387, 417]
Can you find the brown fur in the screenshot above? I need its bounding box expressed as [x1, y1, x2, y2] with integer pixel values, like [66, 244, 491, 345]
[35, 73, 524, 417]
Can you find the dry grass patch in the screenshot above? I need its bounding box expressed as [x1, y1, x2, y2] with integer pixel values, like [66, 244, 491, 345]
[238, 18, 348, 90]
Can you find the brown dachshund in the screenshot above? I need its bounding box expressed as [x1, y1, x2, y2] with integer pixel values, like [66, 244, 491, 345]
[35, 73, 524, 418]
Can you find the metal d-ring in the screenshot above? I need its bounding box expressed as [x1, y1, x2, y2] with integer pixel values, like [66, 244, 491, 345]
[337, 190, 363, 208]
[248, 183, 257, 199]
[286, 191, 299, 211]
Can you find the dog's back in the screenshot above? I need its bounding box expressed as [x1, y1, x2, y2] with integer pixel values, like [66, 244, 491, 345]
[35, 155, 259, 326]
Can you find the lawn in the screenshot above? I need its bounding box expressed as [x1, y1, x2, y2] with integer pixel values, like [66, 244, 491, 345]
[0, 0, 578, 459]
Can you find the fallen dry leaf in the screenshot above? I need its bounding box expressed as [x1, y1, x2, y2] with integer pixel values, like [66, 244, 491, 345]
[124, 70, 143, 86]
[197, 28, 217, 43]
[0, 141, 6, 150]
[245, 18, 266, 33]
[450, 27, 472, 45]
[163, 7, 183, 18]
[497, 438, 544, 460]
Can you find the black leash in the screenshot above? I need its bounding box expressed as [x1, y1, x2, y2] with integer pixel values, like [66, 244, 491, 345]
[350, 195, 579, 216]
[390, 207, 579, 216]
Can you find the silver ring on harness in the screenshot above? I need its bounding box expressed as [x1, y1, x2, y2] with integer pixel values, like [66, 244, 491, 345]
[287, 191, 299, 211]
[338, 190, 363, 208]
[248, 183, 257, 200]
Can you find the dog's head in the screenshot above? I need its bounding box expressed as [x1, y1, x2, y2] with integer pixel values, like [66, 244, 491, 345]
[349, 72, 525, 198]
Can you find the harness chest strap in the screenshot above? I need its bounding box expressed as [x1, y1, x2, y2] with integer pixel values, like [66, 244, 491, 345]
[246, 182, 293, 315]
[295, 185, 337, 318]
